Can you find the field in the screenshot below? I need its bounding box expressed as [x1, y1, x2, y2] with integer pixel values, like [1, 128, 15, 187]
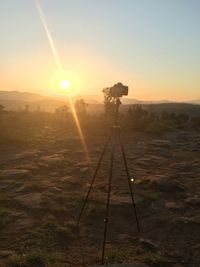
[0, 109, 200, 267]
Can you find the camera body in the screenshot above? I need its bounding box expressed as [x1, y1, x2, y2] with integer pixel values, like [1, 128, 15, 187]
[109, 82, 129, 98]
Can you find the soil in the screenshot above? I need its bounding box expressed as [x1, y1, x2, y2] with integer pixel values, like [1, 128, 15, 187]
[0, 129, 200, 266]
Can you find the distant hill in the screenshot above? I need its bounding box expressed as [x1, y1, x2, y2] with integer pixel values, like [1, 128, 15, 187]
[0, 90, 199, 116]
[0, 91, 67, 112]
[0, 91, 45, 102]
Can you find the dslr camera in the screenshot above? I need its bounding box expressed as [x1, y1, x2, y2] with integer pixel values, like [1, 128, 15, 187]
[109, 82, 129, 98]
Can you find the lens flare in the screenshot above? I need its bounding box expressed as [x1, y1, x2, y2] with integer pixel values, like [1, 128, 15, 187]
[35, 0, 62, 72]
[35, 0, 90, 163]
[68, 98, 90, 163]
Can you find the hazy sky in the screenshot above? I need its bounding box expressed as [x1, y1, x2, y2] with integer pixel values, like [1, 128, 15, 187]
[1, 0, 200, 100]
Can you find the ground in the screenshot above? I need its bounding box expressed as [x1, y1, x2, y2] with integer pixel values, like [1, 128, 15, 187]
[0, 129, 200, 267]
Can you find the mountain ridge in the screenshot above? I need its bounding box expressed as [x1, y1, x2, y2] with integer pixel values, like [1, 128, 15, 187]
[0, 90, 199, 112]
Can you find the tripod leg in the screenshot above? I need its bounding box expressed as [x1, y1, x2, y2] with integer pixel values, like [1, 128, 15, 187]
[77, 129, 113, 226]
[118, 130, 140, 233]
[101, 135, 116, 264]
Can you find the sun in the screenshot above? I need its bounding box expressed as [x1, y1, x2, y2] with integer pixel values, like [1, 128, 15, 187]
[58, 78, 74, 94]
[60, 79, 70, 89]
[51, 70, 78, 95]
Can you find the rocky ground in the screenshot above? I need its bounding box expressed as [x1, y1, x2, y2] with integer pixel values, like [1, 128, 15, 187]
[0, 129, 200, 267]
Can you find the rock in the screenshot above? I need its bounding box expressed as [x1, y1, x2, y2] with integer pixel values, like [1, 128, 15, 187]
[40, 154, 64, 165]
[0, 169, 31, 180]
[185, 195, 200, 206]
[48, 187, 62, 194]
[37, 162, 49, 169]
[60, 176, 81, 190]
[139, 238, 159, 251]
[14, 184, 28, 193]
[58, 149, 71, 154]
[151, 175, 185, 192]
[16, 164, 39, 173]
[60, 176, 80, 185]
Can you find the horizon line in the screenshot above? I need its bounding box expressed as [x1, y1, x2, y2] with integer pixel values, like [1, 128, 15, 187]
[0, 89, 199, 103]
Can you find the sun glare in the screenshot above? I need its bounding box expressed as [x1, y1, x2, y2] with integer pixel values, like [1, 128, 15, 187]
[60, 79, 70, 89]
[57, 77, 74, 94]
[51, 72, 76, 95]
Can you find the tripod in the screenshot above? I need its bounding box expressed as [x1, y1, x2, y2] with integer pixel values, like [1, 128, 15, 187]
[77, 97, 140, 265]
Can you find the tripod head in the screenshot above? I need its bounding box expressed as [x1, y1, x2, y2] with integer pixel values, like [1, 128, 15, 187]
[103, 82, 129, 127]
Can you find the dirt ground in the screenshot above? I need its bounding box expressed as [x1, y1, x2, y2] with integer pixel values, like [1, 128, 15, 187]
[0, 129, 200, 267]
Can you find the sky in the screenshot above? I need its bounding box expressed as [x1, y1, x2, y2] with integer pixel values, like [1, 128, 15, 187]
[0, 0, 199, 100]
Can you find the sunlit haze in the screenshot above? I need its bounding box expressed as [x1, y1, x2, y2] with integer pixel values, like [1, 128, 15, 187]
[1, 0, 199, 101]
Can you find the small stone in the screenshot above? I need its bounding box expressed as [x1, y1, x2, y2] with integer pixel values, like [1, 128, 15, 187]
[75, 162, 89, 168]
[38, 162, 49, 169]
[40, 154, 64, 165]
[15, 185, 27, 193]
[48, 187, 62, 194]
[60, 176, 80, 184]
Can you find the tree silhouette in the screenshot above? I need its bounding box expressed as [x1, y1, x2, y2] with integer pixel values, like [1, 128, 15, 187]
[75, 98, 88, 116]
[102, 87, 115, 117]
[54, 105, 69, 116]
